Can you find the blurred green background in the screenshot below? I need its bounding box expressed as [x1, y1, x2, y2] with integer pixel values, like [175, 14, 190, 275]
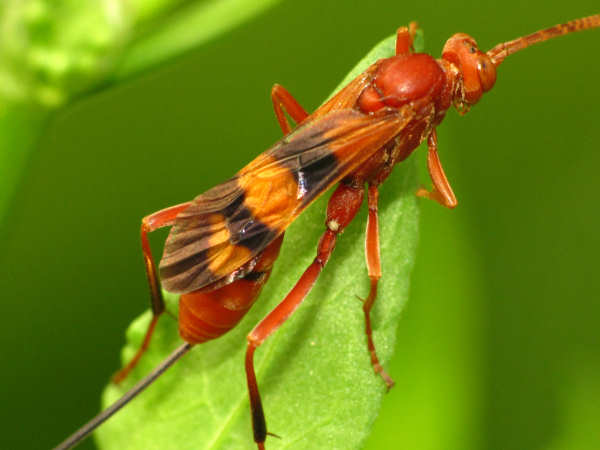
[1, 1, 599, 449]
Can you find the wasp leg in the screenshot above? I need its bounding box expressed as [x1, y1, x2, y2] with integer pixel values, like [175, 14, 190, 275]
[416, 129, 458, 208]
[245, 182, 364, 449]
[271, 83, 309, 134]
[396, 21, 419, 56]
[361, 184, 395, 389]
[112, 202, 192, 384]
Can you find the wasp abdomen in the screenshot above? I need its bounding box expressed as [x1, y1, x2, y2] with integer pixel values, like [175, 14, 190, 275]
[179, 234, 284, 344]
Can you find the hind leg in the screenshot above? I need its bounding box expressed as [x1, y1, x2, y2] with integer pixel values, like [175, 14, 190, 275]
[112, 202, 191, 383]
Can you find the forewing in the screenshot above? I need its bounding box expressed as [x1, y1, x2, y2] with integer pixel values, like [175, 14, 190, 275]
[159, 107, 413, 293]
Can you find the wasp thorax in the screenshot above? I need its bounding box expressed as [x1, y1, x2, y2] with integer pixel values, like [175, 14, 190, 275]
[375, 54, 444, 107]
[442, 33, 497, 106]
[357, 53, 444, 113]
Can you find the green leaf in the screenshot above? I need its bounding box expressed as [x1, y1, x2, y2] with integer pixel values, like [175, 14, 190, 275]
[97, 30, 423, 450]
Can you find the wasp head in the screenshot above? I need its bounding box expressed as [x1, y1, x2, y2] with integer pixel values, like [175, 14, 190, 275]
[442, 33, 497, 111]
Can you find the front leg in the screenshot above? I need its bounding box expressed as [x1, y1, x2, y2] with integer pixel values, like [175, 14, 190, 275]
[396, 21, 419, 56]
[271, 84, 309, 134]
[416, 129, 458, 208]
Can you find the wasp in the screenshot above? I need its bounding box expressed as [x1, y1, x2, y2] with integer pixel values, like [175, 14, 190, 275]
[56, 14, 600, 450]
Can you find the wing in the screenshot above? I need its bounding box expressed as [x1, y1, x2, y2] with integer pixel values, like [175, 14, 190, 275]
[159, 107, 413, 293]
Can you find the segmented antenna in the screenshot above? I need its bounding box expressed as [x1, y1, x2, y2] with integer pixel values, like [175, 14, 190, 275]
[488, 14, 600, 66]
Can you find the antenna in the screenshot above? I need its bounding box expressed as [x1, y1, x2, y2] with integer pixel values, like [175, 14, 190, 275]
[488, 14, 600, 66]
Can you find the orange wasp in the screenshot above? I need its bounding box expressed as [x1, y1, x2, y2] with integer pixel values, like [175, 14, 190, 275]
[57, 14, 600, 450]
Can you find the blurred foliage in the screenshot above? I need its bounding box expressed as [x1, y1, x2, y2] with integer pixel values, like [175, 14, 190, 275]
[0, 0, 280, 223]
[0, 0, 280, 106]
[1, 1, 599, 450]
[0, 0, 128, 107]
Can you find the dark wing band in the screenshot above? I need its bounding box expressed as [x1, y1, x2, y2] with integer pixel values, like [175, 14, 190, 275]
[159, 107, 412, 293]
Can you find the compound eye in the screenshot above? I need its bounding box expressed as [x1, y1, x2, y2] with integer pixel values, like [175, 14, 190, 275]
[478, 53, 497, 92]
[463, 38, 479, 54]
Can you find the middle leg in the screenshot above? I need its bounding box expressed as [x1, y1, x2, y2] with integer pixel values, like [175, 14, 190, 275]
[362, 184, 395, 389]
